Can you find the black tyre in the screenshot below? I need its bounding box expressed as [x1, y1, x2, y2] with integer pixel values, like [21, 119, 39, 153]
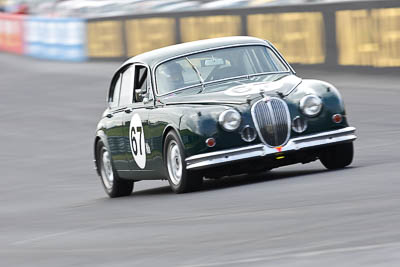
[164, 131, 203, 193]
[96, 140, 134, 198]
[319, 142, 354, 170]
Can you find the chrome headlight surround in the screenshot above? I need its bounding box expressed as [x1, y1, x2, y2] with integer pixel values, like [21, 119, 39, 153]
[219, 109, 241, 132]
[300, 95, 323, 117]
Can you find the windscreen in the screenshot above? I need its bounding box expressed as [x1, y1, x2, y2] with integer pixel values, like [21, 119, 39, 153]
[155, 45, 288, 95]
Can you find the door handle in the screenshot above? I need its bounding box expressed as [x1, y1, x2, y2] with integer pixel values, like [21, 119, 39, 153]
[124, 108, 132, 114]
[106, 114, 113, 118]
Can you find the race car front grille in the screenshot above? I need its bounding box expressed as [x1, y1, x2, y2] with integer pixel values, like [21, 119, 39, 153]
[251, 97, 291, 147]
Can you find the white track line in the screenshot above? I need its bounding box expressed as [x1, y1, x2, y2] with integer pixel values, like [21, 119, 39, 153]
[182, 241, 400, 267]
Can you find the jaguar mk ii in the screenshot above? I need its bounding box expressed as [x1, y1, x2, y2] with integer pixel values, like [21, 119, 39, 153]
[94, 36, 356, 198]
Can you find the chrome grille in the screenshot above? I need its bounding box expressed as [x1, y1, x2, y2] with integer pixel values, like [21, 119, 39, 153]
[252, 97, 291, 147]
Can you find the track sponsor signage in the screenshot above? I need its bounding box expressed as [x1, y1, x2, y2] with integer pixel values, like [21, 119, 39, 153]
[336, 8, 400, 67]
[87, 20, 124, 58]
[1, 1, 400, 68]
[180, 15, 242, 43]
[26, 17, 86, 61]
[247, 12, 325, 65]
[0, 12, 24, 54]
[125, 18, 176, 57]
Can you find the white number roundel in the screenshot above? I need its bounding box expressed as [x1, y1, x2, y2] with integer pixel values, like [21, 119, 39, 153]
[129, 113, 146, 169]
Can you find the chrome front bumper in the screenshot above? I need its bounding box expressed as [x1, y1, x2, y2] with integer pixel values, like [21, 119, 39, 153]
[185, 127, 356, 170]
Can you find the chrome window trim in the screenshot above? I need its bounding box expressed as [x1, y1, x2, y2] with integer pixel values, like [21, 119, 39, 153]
[251, 97, 292, 147]
[267, 41, 296, 74]
[164, 100, 245, 106]
[107, 72, 122, 108]
[152, 43, 293, 97]
[131, 63, 153, 104]
[118, 65, 136, 107]
[115, 62, 155, 107]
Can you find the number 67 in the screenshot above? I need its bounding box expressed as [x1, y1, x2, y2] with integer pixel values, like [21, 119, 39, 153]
[131, 126, 143, 156]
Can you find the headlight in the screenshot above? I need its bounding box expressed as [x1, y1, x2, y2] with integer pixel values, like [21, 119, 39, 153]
[219, 109, 241, 132]
[300, 95, 323, 117]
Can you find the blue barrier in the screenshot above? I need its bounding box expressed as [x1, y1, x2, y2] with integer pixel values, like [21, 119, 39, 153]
[26, 17, 86, 61]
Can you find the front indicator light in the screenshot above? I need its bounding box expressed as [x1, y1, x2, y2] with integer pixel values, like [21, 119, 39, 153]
[332, 114, 343, 123]
[205, 138, 216, 148]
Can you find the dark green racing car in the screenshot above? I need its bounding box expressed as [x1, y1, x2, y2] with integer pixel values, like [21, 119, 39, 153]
[94, 36, 357, 198]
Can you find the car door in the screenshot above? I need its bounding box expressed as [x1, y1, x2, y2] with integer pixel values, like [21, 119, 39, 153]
[103, 71, 131, 173]
[119, 64, 157, 179]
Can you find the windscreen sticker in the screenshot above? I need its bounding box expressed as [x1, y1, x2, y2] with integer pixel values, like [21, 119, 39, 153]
[129, 113, 146, 169]
[224, 82, 282, 96]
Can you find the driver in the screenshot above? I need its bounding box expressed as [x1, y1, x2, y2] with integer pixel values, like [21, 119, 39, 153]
[158, 62, 185, 94]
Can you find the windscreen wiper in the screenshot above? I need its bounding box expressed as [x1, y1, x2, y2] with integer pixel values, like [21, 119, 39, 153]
[185, 57, 205, 93]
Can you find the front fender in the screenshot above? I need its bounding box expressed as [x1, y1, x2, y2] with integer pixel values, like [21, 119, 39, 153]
[286, 79, 349, 137]
[179, 105, 259, 158]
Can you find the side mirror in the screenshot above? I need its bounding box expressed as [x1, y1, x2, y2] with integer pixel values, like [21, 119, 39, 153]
[135, 88, 147, 95]
[135, 87, 151, 104]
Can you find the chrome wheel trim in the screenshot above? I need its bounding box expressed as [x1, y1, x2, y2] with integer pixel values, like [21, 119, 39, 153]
[167, 140, 183, 186]
[100, 148, 114, 190]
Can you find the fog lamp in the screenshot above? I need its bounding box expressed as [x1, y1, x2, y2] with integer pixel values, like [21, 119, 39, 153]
[292, 116, 307, 133]
[241, 126, 257, 142]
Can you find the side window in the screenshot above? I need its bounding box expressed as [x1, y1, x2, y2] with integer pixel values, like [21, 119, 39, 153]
[134, 65, 148, 102]
[109, 73, 122, 108]
[119, 66, 135, 106]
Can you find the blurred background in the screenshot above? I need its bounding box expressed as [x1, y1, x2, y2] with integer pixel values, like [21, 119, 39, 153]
[2, 1, 400, 266]
[0, 0, 377, 17]
[1, 0, 399, 68]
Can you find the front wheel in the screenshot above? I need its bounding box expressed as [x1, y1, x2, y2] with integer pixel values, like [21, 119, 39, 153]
[164, 131, 203, 193]
[319, 142, 354, 170]
[96, 141, 134, 198]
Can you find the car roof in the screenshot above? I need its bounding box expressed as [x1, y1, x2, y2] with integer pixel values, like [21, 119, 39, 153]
[124, 36, 271, 68]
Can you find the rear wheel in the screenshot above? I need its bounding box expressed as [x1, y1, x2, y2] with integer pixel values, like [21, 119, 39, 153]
[164, 131, 203, 193]
[320, 142, 354, 170]
[97, 141, 134, 198]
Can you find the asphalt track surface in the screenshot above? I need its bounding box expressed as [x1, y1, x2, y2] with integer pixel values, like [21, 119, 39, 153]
[1, 52, 400, 267]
